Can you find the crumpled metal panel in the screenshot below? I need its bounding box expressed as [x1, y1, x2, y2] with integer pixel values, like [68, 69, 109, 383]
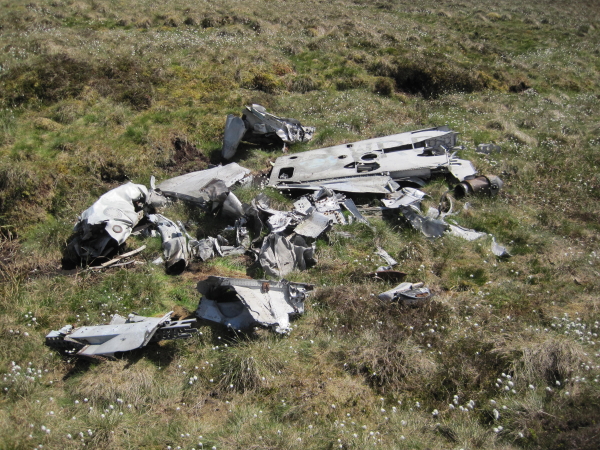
[267, 212, 293, 233]
[381, 187, 427, 208]
[196, 276, 313, 333]
[314, 195, 340, 213]
[313, 192, 346, 225]
[446, 224, 488, 241]
[242, 104, 315, 144]
[273, 175, 401, 194]
[259, 233, 316, 279]
[399, 205, 447, 238]
[198, 299, 256, 331]
[222, 104, 315, 160]
[378, 282, 432, 305]
[323, 210, 346, 225]
[222, 219, 251, 248]
[222, 115, 247, 160]
[375, 246, 398, 267]
[253, 192, 282, 216]
[222, 192, 245, 219]
[45, 312, 197, 358]
[148, 214, 189, 273]
[342, 198, 369, 225]
[157, 163, 251, 206]
[268, 126, 476, 193]
[447, 158, 477, 182]
[190, 236, 220, 261]
[67, 182, 149, 263]
[294, 211, 332, 238]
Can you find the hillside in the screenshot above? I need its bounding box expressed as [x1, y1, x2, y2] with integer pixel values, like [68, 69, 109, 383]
[1, 0, 600, 448]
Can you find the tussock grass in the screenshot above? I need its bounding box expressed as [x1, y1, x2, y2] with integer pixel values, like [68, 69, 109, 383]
[217, 337, 286, 393]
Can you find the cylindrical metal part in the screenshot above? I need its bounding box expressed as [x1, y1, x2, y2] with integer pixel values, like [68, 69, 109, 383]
[454, 175, 503, 197]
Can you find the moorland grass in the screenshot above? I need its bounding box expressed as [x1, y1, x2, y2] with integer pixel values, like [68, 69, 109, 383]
[1, 0, 600, 448]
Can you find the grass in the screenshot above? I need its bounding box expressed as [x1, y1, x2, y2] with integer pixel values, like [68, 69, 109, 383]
[1, 0, 600, 448]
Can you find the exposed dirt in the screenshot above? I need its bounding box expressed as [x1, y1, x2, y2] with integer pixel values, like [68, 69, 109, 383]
[170, 137, 211, 172]
[171, 305, 194, 321]
[539, 399, 600, 450]
[183, 256, 252, 281]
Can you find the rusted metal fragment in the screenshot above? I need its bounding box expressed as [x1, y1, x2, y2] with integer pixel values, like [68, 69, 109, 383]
[455, 175, 503, 197]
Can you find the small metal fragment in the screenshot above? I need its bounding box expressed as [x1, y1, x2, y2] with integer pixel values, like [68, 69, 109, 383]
[382, 188, 426, 209]
[375, 247, 398, 267]
[399, 205, 447, 238]
[294, 211, 332, 239]
[342, 198, 369, 225]
[367, 270, 407, 282]
[293, 197, 313, 215]
[476, 143, 501, 154]
[446, 224, 487, 241]
[148, 214, 189, 273]
[491, 238, 511, 257]
[378, 282, 432, 306]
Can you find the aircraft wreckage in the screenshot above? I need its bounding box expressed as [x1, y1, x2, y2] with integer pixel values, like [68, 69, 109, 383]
[62, 123, 507, 270]
[222, 104, 315, 160]
[45, 312, 197, 359]
[196, 276, 313, 333]
[267, 126, 476, 194]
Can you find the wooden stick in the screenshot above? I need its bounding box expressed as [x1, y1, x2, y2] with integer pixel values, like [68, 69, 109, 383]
[96, 245, 146, 268]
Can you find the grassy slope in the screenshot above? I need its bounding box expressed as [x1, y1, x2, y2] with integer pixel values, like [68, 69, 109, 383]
[1, 0, 600, 448]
